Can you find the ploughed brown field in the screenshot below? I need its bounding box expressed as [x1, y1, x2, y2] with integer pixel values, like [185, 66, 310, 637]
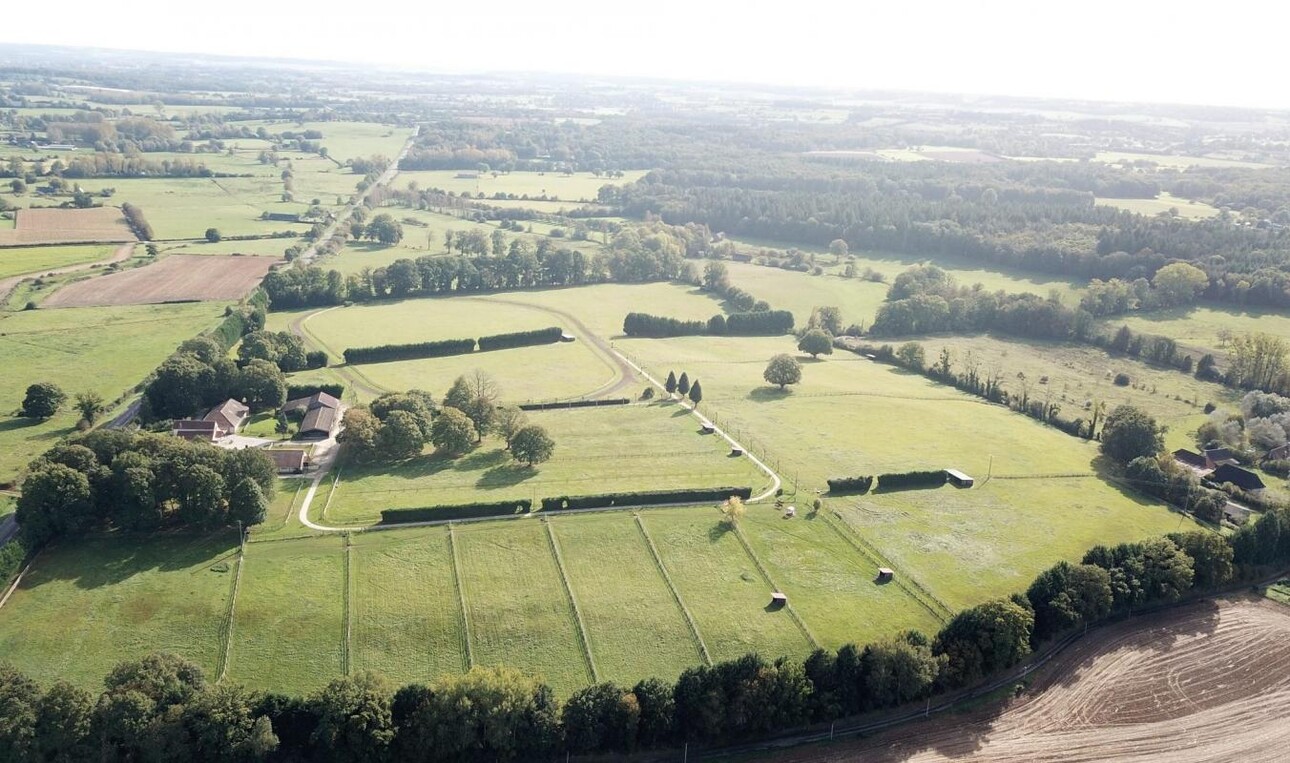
[771, 597, 1290, 763]
[41, 254, 278, 307]
[0, 207, 135, 245]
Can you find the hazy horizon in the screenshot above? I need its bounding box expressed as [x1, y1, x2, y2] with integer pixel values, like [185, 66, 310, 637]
[4, 0, 1290, 112]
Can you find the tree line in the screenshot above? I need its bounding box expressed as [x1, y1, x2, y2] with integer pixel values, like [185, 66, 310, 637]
[5, 514, 1285, 761]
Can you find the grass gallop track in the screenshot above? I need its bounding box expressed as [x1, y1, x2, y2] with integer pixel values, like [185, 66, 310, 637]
[42, 254, 279, 307]
[771, 597, 1290, 762]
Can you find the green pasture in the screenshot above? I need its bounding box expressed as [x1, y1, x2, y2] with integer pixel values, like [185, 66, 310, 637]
[1095, 192, 1220, 220]
[162, 238, 292, 257]
[322, 404, 771, 524]
[480, 282, 722, 339]
[620, 335, 1204, 609]
[913, 334, 1238, 452]
[716, 254, 1085, 329]
[69, 177, 311, 240]
[0, 244, 115, 279]
[350, 528, 467, 683]
[453, 520, 592, 695]
[0, 302, 225, 482]
[227, 535, 344, 694]
[1113, 306, 1290, 362]
[0, 531, 237, 687]
[395, 170, 646, 203]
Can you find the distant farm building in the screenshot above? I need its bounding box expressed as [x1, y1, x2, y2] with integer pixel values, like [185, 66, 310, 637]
[265, 449, 308, 474]
[945, 469, 974, 488]
[769, 592, 787, 608]
[262, 212, 300, 222]
[1267, 443, 1290, 462]
[876, 568, 895, 583]
[282, 391, 341, 440]
[1207, 464, 1266, 494]
[1223, 502, 1254, 525]
[171, 398, 249, 440]
[1173, 449, 1208, 469]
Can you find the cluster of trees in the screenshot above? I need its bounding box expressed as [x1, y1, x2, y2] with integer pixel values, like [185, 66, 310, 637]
[607, 158, 1290, 310]
[16, 429, 275, 546]
[662, 371, 703, 405]
[342, 339, 476, 365]
[1198, 390, 1290, 461]
[237, 330, 326, 373]
[143, 335, 288, 420]
[622, 309, 795, 338]
[339, 390, 438, 462]
[1078, 262, 1209, 317]
[10, 510, 1283, 760]
[338, 376, 556, 467]
[264, 221, 709, 309]
[19, 383, 111, 429]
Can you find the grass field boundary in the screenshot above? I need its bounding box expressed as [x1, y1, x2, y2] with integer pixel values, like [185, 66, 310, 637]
[827, 511, 954, 621]
[342, 532, 352, 675]
[0, 550, 40, 612]
[633, 513, 712, 665]
[447, 524, 475, 669]
[281, 481, 303, 528]
[320, 467, 342, 522]
[543, 519, 599, 683]
[730, 524, 821, 650]
[216, 534, 246, 682]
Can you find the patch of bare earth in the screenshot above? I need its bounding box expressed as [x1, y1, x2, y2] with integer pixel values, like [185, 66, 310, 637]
[0, 207, 135, 245]
[42, 254, 278, 308]
[772, 597, 1290, 763]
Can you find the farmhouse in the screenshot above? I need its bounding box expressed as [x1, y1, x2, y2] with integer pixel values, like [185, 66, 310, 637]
[1173, 448, 1208, 469]
[282, 391, 341, 440]
[1206, 464, 1266, 494]
[265, 449, 308, 474]
[171, 398, 249, 440]
[1267, 443, 1290, 462]
[171, 419, 221, 441]
[1203, 447, 1240, 469]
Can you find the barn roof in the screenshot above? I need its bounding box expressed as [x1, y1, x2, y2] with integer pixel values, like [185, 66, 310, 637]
[266, 449, 308, 471]
[1173, 449, 1207, 468]
[283, 391, 341, 414]
[300, 405, 338, 436]
[1208, 464, 1266, 492]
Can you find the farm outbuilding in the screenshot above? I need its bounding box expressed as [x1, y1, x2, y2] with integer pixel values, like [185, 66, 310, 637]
[730, 447, 744, 457]
[700, 424, 715, 435]
[876, 568, 894, 583]
[769, 592, 787, 608]
[945, 469, 974, 488]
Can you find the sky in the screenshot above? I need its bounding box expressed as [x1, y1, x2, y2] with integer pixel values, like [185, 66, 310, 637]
[4, 0, 1289, 110]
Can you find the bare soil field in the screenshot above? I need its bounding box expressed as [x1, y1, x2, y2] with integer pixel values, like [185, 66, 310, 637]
[772, 597, 1290, 763]
[42, 254, 277, 307]
[0, 207, 135, 245]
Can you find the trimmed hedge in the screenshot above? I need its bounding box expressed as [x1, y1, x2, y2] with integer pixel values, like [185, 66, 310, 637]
[286, 383, 345, 400]
[623, 312, 706, 338]
[541, 487, 751, 512]
[826, 475, 874, 494]
[379, 499, 532, 524]
[343, 338, 475, 365]
[725, 309, 794, 335]
[518, 398, 629, 411]
[877, 470, 948, 490]
[478, 326, 562, 351]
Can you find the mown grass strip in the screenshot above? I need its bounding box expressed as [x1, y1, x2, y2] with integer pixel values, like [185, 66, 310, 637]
[447, 524, 474, 669]
[543, 519, 599, 683]
[216, 536, 245, 682]
[730, 524, 821, 650]
[634, 513, 712, 665]
[342, 532, 352, 675]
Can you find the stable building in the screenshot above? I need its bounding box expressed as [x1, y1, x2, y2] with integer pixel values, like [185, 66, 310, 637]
[1206, 464, 1266, 495]
[281, 391, 341, 440]
[266, 449, 308, 474]
[171, 398, 249, 441]
[945, 469, 974, 488]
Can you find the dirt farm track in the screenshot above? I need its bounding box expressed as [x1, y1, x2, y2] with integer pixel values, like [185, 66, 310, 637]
[41, 254, 278, 307]
[771, 597, 1290, 763]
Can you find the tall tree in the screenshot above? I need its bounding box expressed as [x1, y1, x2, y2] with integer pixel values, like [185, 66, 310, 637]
[1100, 405, 1166, 464]
[228, 477, 269, 527]
[688, 379, 704, 405]
[797, 329, 833, 358]
[430, 407, 477, 456]
[677, 372, 691, 395]
[310, 672, 394, 763]
[74, 391, 108, 425]
[511, 425, 555, 466]
[665, 371, 678, 395]
[763, 354, 802, 390]
[21, 382, 66, 420]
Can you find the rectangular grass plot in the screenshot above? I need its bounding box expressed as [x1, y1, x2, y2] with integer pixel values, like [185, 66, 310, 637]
[453, 521, 591, 695]
[227, 536, 344, 694]
[641, 510, 812, 663]
[551, 514, 704, 684]
[349, 528, 467, 682]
